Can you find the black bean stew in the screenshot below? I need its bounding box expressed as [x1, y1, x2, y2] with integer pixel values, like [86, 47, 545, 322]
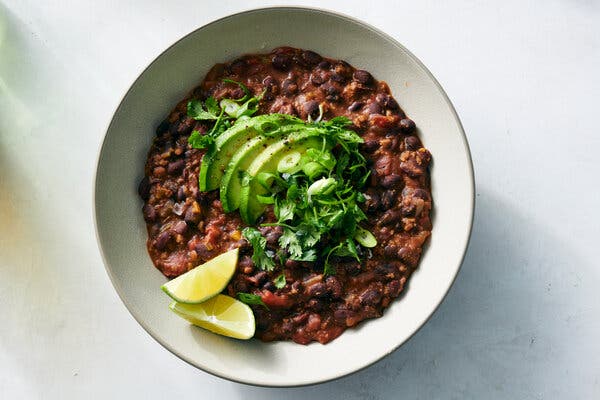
[139, 47, 432, 344]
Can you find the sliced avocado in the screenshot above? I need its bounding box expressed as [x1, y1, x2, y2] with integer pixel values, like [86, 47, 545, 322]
[239, 130, 332, 224]
[198, 114, 304, 191]
[220, 135, 280, 212]
[198, 120, 256, 192]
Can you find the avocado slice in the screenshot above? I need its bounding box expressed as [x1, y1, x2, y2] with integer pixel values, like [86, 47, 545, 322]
[239, 130, 332, 224]
[198, 120, 256, 192]
[198, 114, 304, 191]
[220, 135, 280, 212]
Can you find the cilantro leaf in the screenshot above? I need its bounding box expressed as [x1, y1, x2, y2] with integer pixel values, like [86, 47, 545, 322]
[279, 228, 303, 259]
[237, 292, 268, 308]
[204, 97, 220, 115]
[275, 199, 295, 222]
[274, 274, 286, 289]
[242, 227, 275, 271]
[187, 130, 214, 150]
[290, 248, 317, 262]
[187, 98, 219, 120]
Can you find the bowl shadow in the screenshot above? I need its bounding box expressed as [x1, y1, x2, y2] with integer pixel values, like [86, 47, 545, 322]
[227, 188, 579, 397]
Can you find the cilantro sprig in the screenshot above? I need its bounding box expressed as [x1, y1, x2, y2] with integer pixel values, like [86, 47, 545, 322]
[241, 227, 276, 271]
[187, 80, 261, 150]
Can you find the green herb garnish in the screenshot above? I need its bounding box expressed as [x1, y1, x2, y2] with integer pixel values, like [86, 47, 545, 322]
[273, 274, 286, 289]
[188, 84, 377, 275]
[241, 227, 276, 271]
[187, 80, 261, 150]
[237, 292, 268, 308]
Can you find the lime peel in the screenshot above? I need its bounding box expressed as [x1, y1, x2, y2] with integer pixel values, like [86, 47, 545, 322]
[161, 248, 238, 304]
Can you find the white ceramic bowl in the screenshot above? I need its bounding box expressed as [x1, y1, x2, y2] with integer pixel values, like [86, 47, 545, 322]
[94, 7, 474, 387]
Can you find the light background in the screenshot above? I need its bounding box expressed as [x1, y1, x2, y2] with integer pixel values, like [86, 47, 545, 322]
[0, 1, 598, 399]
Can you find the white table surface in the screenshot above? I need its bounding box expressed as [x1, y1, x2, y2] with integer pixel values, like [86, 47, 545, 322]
[1, 0, 599, 398]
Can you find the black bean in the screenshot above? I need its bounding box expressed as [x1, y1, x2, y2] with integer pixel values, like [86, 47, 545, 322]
[236, 239, 251, 251]
[301, 50, 322, 66]
[322, 84, 340, 102]
[404, 135, 420, 150]
[310, 73, 325, 86]
[272, 54, 292, 71]
[362, 140, 379, 154]
[155, 119, 170, 136]
[380, 174, 402, 188]
[167, 159, 185, 174]
[138, 176, 150, 200]
[367, 102, 383, 115]
[262, 75, 277, 88]
[263, 281, 276, 292]
[333, 61, 351, 78]
[381, 190, 397, 209]
[365, 192, 381, 213]
[317, 60, 331, 69]
[330, 73, 347, 83]
[303, 100, 320, 119]
[307, 282, 328, 298]
[155, 231, 172, 250]
[375, 263, 397, 276]
[376, 93, 399, 110]
[176, 186, 186, 201]
[263, 226, 283, 245]
[359, 288, 382, 306]
[334, 308, 350, 323]
[397, 247, 414, 264]
[176, 117, 194, 136]
[383, 245, 398, 258]
[322, 83, 339, 96]
[235, 280, 250, 294]
[184, 203, 201, 224]
[168, 121, 179, 136]
[413, 188, 430, 200]
[348, 101, 364, 112]
[307, 298, 325, 311]
[228, 58, 247, 75]
[399, 118, 416, 132]
[142, 204, 156, 222]
[385, 97, 400, 110]
[380, 209, 402, 226]
[401, 203, 416, 217]
[281, 78, 298, 95]
[291, 280, 303, 292]
[238, 255, 253, 270]
[345, 261, 362, 275]
[325, 276, 343, 299]
[254, 271, 269, 285]
[194, 243, 210, 259]
[172, 220, 188, 235]
[353, 70, 374, 85]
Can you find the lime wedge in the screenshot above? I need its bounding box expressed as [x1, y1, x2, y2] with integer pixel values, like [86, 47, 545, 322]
[169, 295, 255, 339]
[161, 248, 238, 304]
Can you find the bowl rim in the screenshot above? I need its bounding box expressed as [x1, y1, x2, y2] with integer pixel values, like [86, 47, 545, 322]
[93, 5, 475, 387]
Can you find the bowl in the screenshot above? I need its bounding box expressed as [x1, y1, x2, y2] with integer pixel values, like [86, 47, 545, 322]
[94, 7, 474, 387]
